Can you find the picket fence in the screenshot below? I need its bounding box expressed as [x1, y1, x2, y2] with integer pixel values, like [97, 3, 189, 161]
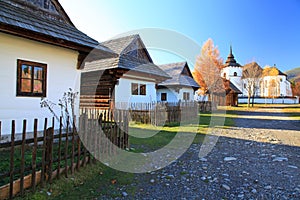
[0, 109, 128, 199]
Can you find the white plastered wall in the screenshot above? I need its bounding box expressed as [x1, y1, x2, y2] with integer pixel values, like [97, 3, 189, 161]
[0, 32, 80, 135]
[114, 76, 157, 109]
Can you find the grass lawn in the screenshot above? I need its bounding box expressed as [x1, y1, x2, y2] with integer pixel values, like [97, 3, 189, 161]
[221, 103, 300, 120]
[11, 111, 234, 199]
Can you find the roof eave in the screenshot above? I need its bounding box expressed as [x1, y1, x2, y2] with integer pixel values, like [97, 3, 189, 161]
[0, 22, 115, 56]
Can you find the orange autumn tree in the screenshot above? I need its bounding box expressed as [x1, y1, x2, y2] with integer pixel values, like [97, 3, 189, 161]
[292, 81, 300, 96]
[193, 38, 224, 97]
[262, 65, 279, 77]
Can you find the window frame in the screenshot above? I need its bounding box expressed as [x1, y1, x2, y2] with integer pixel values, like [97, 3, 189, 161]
[131, 83, 139, 95]
[183, 92, 190, 101]
[131, 83, 146, 96]
[16, 59, 47, 97]
[140, 84, 146, 96]
[161, 93, 167, 101]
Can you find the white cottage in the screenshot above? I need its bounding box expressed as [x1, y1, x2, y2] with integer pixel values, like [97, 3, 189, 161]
[0, 0, 113, 134]
[157, 62, 200, 103]
[81, 34, 170, 110]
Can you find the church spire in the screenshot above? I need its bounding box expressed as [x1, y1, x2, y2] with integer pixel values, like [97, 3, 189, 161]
[225, 45, 240, 67]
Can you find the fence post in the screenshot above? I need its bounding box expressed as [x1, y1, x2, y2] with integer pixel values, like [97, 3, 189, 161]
[45, 122, 54, 183]
[77, 116, 81, 170]
[57, 117, 63, 179]
[9, 120, 15, 200]
[71, 118, 75, 174]
[31, 119, 38, 192]
[20, 119, 27, 196]
[83, 111, 88, 166]
[65, 117, 69, 178]
[41, 118, 48, 187]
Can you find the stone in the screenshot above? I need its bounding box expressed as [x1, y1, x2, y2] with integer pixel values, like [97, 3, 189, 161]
[150, 179, 155, 183]
[288, 165, 298, 169]
[272, 157, 288, 162]
[224, 157, 237, 161]
[251, 189, 257, 193]
[166, 174, 174, 179]
[122, 192, 128, 197]
[264, 185, 272, 190]
[200, 157, 208, 162]
[222, 184, 231, 190]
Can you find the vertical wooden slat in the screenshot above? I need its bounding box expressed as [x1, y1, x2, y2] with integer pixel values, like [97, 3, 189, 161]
[124, 112, 128, 149]
[65, 117, 69, 178]
[83, 110, 88, 166]
[41, 118, 48, 187]
[92, 110, 97, 163]
[57, 117, 63, 179]
[47, 118, 54, 184]
[76, 116, 81, 170]
[31, 119, 38, 192]
[71, 118, 75, 174]
[9, 120, 15, 200]
[87, 109, 91, 164]
[20, 119, 27, 196]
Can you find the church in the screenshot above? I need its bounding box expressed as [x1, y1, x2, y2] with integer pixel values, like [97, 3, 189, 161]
[220, 47, 293, 98]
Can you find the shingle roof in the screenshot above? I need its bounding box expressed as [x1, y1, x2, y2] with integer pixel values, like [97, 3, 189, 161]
[83, 35, 170, 80]
[158, 62, 200, 88]
[0, 0, 114, 54]
[102, 34, 139, 55]
[224, 46, 241, 67]
[228, 81, 242, 94]
[83, 55, 170, 79]
[102, 34, 153, 62]
[278, 70, 287, 76]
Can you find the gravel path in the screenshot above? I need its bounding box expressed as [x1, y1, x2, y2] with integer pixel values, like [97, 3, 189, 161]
[101, 108, 300, 199]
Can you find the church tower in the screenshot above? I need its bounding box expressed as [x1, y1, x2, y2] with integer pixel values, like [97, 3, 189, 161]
[221, 46, 243, 92]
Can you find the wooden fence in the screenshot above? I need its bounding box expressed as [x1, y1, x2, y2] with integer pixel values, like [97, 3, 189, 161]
[0, 109, 129, 199]
[126, 102, 202, 126]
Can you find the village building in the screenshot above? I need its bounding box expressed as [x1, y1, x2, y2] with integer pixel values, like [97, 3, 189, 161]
[221, 46, 293, 102]
[0, 0, 114, 134]
[260, 66, 293, 97]
[157, 62, 199, 103]
[80, 34, 170, 110]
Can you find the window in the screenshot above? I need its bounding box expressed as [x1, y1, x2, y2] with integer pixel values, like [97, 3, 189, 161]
[131, 83, 146, 95]
[161, 93, 167, 101]
[131, 83, 139, 95]
[140, 84, 146, 95]
[183, 92, 190, 101]
[17, 59, 47, 97]
[223, 73, 226, 78]
[233, 72, 237, 76]
[244, 83, 247, 89]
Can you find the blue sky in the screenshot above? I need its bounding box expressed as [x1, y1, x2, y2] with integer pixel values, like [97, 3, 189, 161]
[60, 0, 300, 72]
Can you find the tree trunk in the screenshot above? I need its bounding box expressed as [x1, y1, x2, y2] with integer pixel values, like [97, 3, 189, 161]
[247, 95, 251, 107]
[251, 91, 255, 107]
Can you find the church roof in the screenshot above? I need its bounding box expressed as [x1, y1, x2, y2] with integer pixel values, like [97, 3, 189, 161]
[224, 46, 241, 67]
